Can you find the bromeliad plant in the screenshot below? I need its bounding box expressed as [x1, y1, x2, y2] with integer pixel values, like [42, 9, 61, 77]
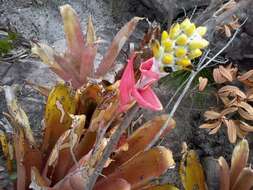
[0, 4, 178, 190]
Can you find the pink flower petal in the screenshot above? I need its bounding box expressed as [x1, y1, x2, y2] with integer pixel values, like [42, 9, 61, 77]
[119, 54, 136, 111]
[139, 58, 160, 88]
[132, 87, 163, 111]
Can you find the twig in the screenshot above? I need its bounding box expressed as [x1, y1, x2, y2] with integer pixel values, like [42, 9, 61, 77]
[83, 104, 139, 190]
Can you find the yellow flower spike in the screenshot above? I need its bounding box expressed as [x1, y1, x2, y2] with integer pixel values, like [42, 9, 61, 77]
[196, 26, 207, 37]
[161, 31, 169, 42]
[176, 57, 191, 67]
[184, 23, 196, 36]
[176, 34, 188, 46]
[163, 40, 173, 52]
[151, 40, 161, 58]
[175, 47, 187, 57]
[189, 39, 209, 50]
[169, 23, 180, 39]
[180, 18, 191, 30]
[188, 49, 202, 59]
[162, 54, 174, 64]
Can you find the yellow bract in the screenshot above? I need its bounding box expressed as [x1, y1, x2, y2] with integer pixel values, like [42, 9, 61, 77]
[196, 26, 207, 37]
[176, 58, 191, 67]
[163, 40, 173, 52]
[185, 23, 196, 36]
[189, 39, 209, 50]
[180, 18, 191, 30]
[175, 47, 187, 58]
[155, 18, 209, 72]
[176, 34, 188, 46]
[161, 31, 169, 42]
[169, 23, 180, 39]
[163, 54, 174, 64]
[188, 49, 202, 59]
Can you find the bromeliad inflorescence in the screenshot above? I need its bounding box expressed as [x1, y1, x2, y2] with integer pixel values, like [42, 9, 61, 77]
[153, 18, 209, 73]
[119, 18, 209, 111]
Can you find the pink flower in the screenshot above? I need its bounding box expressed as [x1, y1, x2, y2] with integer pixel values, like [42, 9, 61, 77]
[119, 53, 163, 111]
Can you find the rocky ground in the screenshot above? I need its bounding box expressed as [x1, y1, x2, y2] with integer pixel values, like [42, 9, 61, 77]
[0, 0, 253, 189]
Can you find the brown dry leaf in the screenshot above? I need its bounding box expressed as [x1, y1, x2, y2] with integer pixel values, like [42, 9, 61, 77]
[218, 157, 230, 190]
[213, 68, 227, 84]
[204, 110, 221, 120]
[199, 121, 221, 129]
[238, 70, 253, 87]
[179, 149, 207, 190]
[238, 108, 253, 121]
[42, 83, 77, 159]
[213, 64, 237, 84]
[219, 65, 233, 82]
[237, 101, 253, 114]
[220, 107, 238, 116]
[95, 17, 143, 77]
[198, 77, 208, 92]
[218, 85, 246, 99]
[239, 121, 253, 132]
[230, 139, 249, 188]
[224, 119, 237, 143]
[209, 122, 222, 135]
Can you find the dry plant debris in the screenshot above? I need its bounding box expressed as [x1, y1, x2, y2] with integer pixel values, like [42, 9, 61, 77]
[200, 65, 253, 143]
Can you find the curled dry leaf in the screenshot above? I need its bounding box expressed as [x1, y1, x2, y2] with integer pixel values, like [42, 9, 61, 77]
[238, 69, 253, 87]
[239, 121, 253, 132]
[224, 119, 237, 143]
[218, 85, 246, 99]
[204, 110, 221, 120]
[198, 77, 208, 92]
[213, 64, 237, 84]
